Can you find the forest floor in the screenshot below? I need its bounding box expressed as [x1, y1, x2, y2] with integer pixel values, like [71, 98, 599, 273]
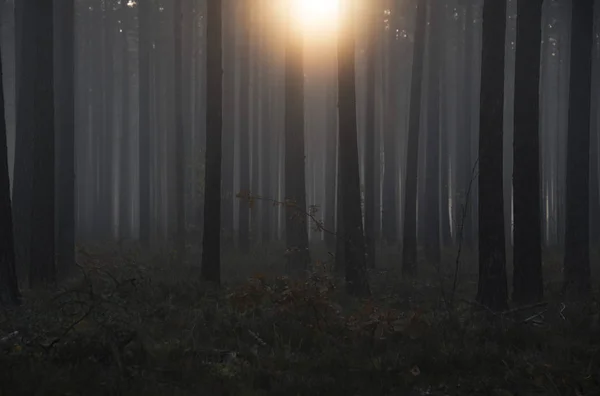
[1, 243, 600, 395]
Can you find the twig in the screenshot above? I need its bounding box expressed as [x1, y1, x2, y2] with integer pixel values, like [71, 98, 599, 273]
[450, 157, 479, 308]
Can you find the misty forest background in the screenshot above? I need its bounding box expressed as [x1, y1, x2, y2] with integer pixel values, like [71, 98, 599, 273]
[1, 0, 600, 394]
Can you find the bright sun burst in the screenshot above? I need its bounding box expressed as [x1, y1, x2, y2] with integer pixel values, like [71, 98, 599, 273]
[288, 0, 340, 38]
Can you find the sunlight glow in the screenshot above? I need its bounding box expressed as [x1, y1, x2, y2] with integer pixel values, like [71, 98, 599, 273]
[289, 0, 339, 39]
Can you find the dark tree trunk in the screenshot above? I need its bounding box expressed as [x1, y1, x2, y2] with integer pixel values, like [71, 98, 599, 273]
[201, 0, 222, 284]
[284, 14, 310, 271]
[424, 0, 442, 267]
[260, 0, 272, 243]
[512, 0, 543, 304]
[12, 0, 34, 283]
[29, 0, 56, 287]
[338, 1, 370, 296]
[138, 0, 152, 246]
[401, 0, 427, 277]
[174, 0, 186, 263]
[0, 36, 20, 305]
[54, 0, 75, 275]
[221, 0, 235, 246]
[476, 0, 508, 312]
[381, 3, 398, 245]
[119, 3, 131, 240]
[324, 79, 337, 251]
[563, 0, 594, 300]
[238, 1, 250, 253]
[364, 1, 378, 269]
[461, 1, 476, 249]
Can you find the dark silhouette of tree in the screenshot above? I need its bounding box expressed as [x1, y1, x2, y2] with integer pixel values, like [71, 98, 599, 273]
[173, 0, 186, 263]
[363, 0, 378, 269]
[221, 0, 236, 246]
[119, 1, 132, 241]
[512, 0, 543, 304]
[424, 0, 442, 267]
[401, 0, 427, 277]
[55, 0, 76, 275]
[0, 36, 20, 305]
[381, 2, 398, 246]
[284, 6, 310, 271]
[476, 0, 508, 312]
[24, 0, 56, 287]
[324, 79, 337, 252]
[201, 0, 222, 284]
[238, 0, 250, 253]
[260, 0, 272, 243]
[138, 0, 152, 247]
[563, 0, 594, 300]
[338, 0, 369, 296]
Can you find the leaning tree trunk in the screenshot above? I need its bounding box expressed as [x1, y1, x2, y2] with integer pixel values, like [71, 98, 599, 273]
[563, 0, 594, 300]
[476, 0, 508, 312]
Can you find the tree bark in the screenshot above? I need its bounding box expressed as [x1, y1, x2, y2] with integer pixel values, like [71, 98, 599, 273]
[512, 0, 543, 304]
[476, 0, 508, 312]
[401, 0, 427, 277]
[201, 0, 222, 284]
[338, 0, 370, 296]
[563, 0, 594, 300]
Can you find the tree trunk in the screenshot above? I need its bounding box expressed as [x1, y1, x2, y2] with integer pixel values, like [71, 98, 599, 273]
[284, 12, 310, 272]
[238, 1, 250, 253]
[0, 35, 20, 305]
[138, 0, 152, 246]
[54, 0, 75, 275]
[512, 0, 543, 304]
[476, 0, 508, 312]
[563, 0, 594, 300]
[201, 0, 222, 284]
[363, 0, 378, 269]
[338, 0, 370, 296]
[29, 0, 56, 287]
[401, 0, 427, 277]
[173, 0, 186, 263]
[424, 0, 442, 267]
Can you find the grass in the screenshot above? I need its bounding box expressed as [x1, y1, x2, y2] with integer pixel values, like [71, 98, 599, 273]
[0, 243, 599, 395]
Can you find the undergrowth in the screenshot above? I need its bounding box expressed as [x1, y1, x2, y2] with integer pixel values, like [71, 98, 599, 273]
[1, 248, 600, 395]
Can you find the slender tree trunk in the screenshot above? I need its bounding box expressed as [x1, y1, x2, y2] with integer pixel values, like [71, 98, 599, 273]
[221, 0, 235, 246]
[29, 0, 56, 287]
[424, 0, 442, 267]
[284, 12, 310, 271]
[324, 78, 337, 251]
[201, 0, 222, 284]
[512, 0, 543, 304]
[338, 0, 369, 296]
[173, 0, 186, 262]
[0, 36, 20, 304]
[476, 0, 508, 312]
[364, 1, 378, 268]
[55, 0, 75, 275]
[119, 4, 131, 241]
[138, 0, 152, 246]
[563, 0, 594, 300]
[238, 1, 250, 253]
[401, 0, 427, 277]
